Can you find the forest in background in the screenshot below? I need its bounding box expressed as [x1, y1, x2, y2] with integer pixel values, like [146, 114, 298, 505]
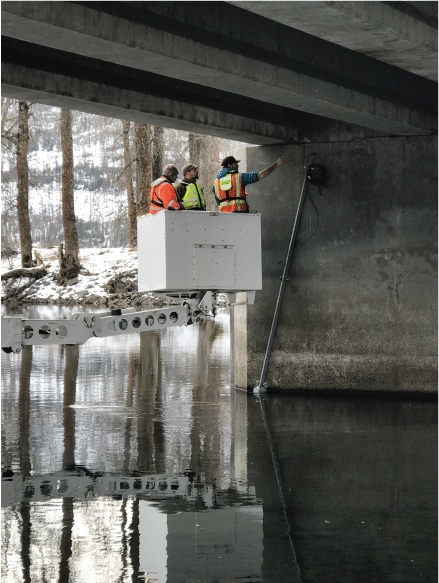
[1, 101, 247, 250]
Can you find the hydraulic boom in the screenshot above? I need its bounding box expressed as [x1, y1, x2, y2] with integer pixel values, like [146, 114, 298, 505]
[1, 293, 213, 354]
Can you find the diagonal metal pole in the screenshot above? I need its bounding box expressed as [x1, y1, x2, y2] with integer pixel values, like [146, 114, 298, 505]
[254, 154, 314, 393]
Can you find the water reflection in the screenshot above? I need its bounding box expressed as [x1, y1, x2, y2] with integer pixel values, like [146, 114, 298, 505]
[190, 318, 225, 483]
[18, 347, 32, 476]
[1, 306, 437, 582]
[248, 395, 437, 583]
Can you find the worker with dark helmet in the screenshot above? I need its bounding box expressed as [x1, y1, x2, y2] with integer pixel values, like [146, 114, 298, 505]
[150, 164, 182, 214]
[212, 155, 285, 213]
[175, 163, 206, 210]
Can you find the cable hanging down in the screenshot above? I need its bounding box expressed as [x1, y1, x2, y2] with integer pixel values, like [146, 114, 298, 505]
[298, 153, 327, 249]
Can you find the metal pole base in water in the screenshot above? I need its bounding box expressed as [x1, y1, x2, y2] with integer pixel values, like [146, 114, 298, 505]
[253, 380, 267, 394]
[254, 154, 314, 394]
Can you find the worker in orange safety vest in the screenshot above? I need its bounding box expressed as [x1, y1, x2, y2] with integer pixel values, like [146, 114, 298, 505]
[212, 156, 285, 213]
[150, 164, 182, 214]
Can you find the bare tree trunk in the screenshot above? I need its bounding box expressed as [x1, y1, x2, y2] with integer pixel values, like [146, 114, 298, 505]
[188, 132, 202, 164]
[202, 135, 220, 211]
[1, 98, 13, 135]
[16, 101, 33, 267]
[134, 122, 153, 217]
[188, 133, 220, 211]
[152, 125, 165, 180]
[122, 120, 137, 248]
[59, 108, 80, 284]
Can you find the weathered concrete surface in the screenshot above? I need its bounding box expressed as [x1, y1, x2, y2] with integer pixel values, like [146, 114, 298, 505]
[1, 36, 386, 146]
[233, 135, 437, 393]
[2, 1, 437, 137]
[230, 292, 248, 390]
[229, 1, 438, 81]
[0, 41, 298, 146]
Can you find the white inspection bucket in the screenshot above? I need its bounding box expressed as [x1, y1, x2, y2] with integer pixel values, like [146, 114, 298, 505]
[137, 211, 262, 295]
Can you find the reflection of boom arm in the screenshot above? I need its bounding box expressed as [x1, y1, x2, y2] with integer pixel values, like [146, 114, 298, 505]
[1, 293, 214, 354]
[1, 469, 257, 508]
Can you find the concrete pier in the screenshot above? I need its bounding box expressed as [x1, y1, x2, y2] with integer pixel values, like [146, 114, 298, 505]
[232, 135, 437, 393]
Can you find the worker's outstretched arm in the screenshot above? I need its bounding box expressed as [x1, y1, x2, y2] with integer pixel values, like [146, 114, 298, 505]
[259, 157, 285, 180]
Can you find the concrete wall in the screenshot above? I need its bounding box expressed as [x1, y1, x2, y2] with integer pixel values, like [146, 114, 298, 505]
[232, 135, 437, 393]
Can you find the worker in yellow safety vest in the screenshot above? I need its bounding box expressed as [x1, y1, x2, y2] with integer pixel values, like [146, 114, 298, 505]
[212, 156, 285, 213]
[175, 163, 206, 211]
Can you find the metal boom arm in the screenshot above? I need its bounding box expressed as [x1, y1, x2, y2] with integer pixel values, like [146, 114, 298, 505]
[1, 298, 208, 354]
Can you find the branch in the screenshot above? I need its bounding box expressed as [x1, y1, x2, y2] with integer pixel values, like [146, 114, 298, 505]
[1, 119, 20, 145]
[113, 159, 136, 185]
[1, 98, 13, 134]
[1, 266, 48, 281]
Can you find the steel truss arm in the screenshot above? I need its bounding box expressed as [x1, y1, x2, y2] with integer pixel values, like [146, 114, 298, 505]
[1, 305, 196, 354]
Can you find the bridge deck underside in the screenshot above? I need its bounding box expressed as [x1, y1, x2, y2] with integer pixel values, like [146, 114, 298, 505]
[1, 1, 437, 143]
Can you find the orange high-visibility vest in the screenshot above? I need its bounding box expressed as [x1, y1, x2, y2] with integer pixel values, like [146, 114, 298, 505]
[213, 172, 249, 213]
[150, 177, 181, 214]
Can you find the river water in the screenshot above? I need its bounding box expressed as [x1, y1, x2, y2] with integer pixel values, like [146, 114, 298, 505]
[1, 305, 437, 583]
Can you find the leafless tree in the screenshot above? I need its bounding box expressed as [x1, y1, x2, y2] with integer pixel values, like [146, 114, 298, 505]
[1, 104, 247, 251]
[188, 132, 202, 166]
[16, 101, 33, 267]
[188, 132, 220, 210]
[152, 125, 165, 181]
[58, 108, 80, 284]
[122, 120, 137, 248]
[134, 122, 153, 217]
[202, 135, 221, 210]
[1, 99, 29, 255]
[1, 98, 15, 138]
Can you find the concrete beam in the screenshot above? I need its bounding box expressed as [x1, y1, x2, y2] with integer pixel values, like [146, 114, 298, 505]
[228, 1, 438, 81]
[2, 1, 437, 137]
[1, 39, 297, 145]
[1, 37, 388, 145]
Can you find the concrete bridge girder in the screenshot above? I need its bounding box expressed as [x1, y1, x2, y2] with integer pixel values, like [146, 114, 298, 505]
[229, 1, 438, 82]
[1, 64, 298, 146]
[1, 1, 437, 141]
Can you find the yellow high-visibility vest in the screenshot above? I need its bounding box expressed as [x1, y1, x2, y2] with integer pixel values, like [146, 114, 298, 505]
[180, 182, 206, 210]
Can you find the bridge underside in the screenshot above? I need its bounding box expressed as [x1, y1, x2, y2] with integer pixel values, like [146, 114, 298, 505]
[1, 1, 437, 144]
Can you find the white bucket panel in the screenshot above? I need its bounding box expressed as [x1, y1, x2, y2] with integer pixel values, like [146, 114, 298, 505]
[194, 247, 235, 288]
[137, 210, 262, 293]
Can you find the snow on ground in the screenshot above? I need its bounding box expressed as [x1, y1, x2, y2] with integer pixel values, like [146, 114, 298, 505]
[1, 247, 142, 305]
[2, 246, 228, 308]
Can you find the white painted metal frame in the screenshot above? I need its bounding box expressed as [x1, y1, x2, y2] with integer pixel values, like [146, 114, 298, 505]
[1, 306, 190, 353]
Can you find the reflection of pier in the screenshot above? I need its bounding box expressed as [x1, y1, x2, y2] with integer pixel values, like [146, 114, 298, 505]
[2, 470, 258, 510]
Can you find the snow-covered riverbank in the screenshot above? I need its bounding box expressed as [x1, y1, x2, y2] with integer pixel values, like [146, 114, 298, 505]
[1, 247, 168, 308]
